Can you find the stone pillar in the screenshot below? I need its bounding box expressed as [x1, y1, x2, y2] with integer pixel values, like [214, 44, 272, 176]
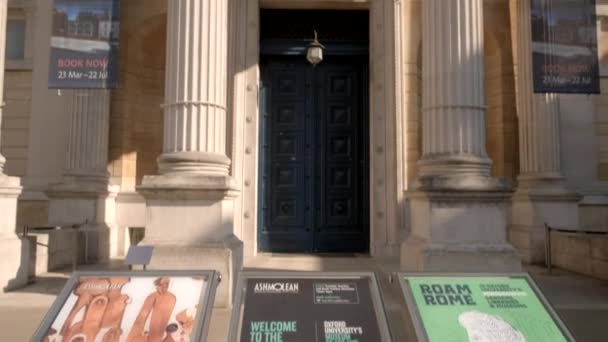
[509, 0, 581, 263]
[63, 90, 111, 184]
[158, 0, 230, 176]
[138, 0, 242, 308]
[415, 0, 503, 191]
[0, 0, 27, 291]
[46, 90, 113, 266]
[401, 0, 520, 272]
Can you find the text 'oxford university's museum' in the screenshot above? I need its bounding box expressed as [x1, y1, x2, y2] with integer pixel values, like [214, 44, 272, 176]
[0, 0, 607, 308]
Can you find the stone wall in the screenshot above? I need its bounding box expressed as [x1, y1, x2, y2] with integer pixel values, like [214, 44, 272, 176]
[109, 0, 166, 190]
[1, 71, 32, 177]
[484, 0, 519, 180]
[579, 204, 608, 232]
[551, 231, 608, 281]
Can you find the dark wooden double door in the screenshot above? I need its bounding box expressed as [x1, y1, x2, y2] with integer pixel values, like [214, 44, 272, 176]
[259, 56, 369, 253]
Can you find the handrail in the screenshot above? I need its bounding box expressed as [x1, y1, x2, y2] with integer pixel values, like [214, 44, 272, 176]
[22, 220, 88, 272]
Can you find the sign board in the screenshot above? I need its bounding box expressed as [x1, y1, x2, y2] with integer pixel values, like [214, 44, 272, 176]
[228, 272, 392, 342]
[32, 270, 219, 342]
[531, 0, 600, 93]
[49, 0, 120, 88]
[124, 245, 154, 268]
[398, 273, 575, 342]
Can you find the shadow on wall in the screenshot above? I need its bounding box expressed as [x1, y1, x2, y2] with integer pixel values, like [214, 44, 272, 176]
[108, 10, 166, 188]
[483, 4, 519, 181]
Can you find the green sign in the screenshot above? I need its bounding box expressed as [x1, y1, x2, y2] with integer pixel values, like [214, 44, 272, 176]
[400, 274, 574, 342]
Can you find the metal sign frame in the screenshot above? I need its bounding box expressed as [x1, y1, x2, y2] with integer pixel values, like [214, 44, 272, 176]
[31, 270, 220, 342]
[228, 271, 393, 342]
[397, 272, 576, 342]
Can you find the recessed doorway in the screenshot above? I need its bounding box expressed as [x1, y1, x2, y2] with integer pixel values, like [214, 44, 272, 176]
[258, 9, 370, 253]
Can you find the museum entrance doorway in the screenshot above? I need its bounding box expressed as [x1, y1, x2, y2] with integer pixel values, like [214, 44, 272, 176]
[258, 9, 370, 253]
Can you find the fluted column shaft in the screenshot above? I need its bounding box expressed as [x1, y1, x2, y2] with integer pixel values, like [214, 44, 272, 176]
[64, 89, 110, 182]
[0, 0, 7, 175]
[419, 0, 492, 182]
[511, 0, 563, 182]
[160, 0, 230, 176]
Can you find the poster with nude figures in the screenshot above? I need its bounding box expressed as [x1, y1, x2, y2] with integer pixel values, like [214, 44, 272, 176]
[32, 271, 219, 342]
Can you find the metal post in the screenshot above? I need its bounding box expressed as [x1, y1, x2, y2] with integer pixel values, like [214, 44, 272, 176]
[545, 223, 552, 273]
[72, 225, 79, 272]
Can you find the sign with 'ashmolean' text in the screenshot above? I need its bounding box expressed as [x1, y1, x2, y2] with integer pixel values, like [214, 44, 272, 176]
[49, 0, 120, 88]
[228, 272, 392, 342]
[531, 0, 600, 93]
[399, 273, 575, 342]
[31, 270, 219, 342]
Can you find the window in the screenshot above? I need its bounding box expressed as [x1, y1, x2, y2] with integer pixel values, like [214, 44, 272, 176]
[6, 0, 34, 70]
[6, 17, 26, 60]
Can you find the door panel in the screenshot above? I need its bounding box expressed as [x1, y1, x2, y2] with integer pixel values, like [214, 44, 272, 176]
[260, 57, 369, 253]
[260, 61, 312, 252]
[314, 63, 369, 252]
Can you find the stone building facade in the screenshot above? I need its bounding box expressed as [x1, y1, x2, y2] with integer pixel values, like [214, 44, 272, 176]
[1, 0, 608, 304]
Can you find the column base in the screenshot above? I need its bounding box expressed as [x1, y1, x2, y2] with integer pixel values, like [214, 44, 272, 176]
[138, 173, 242, 308]
[510, 175, 582, 264]
[0, 175, 27, 291]
[401, 191, 521, 272]
[158, 151, 231, 176]
[401, 239, 521, 272]
[415, 155, 511, 191]
[46, 182, 113, 265]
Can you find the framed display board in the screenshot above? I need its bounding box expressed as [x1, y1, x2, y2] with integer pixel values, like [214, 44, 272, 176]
[32, 270, 220, 342]
[228, 271, 392, 342]
[398, 273, 575, 342]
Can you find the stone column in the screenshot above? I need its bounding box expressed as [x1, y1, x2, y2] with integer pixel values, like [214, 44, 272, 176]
[509, 0, 580, 263]
[157, 0, 230, 176]
[0, 0, 27, 291]
[63, 90, 111, 184]
[402, 0, 520, 272]
[46, 90, 113, 265]
[415, 0, 503, 191]
[138, 0, 242, 308]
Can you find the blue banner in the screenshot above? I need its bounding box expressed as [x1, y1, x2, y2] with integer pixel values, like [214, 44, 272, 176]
[531, 0, 600, 94]
[48, 0, 120, 89]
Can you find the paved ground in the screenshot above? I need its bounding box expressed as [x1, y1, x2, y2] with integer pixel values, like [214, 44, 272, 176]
[1, 261, 607, 341]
